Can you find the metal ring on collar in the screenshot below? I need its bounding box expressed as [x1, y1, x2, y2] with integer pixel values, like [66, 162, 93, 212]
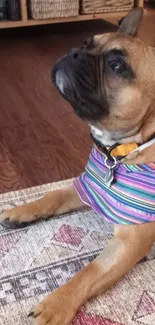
[104, 156, 118, 168]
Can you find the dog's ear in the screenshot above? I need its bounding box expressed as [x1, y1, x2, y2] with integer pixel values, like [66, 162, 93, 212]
[118, 7, 143, 37]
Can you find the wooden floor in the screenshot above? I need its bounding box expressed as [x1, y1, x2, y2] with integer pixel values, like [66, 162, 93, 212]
[0, 10, 155, 194]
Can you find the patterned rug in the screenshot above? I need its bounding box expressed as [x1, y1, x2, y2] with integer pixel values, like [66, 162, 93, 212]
[1, 179, 155, 325]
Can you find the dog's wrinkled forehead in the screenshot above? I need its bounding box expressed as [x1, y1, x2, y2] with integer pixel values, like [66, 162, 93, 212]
[85, 32, 147, 79]
[87, 33, 144, 59]
[86, 6, 144, 57]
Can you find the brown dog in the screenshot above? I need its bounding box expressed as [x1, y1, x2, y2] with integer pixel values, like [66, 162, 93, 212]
[1, 7, 155, 325]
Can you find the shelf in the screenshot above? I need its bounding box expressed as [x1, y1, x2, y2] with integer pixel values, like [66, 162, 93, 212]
[0, 12, 131, 29]
[0, 0, 145, 29]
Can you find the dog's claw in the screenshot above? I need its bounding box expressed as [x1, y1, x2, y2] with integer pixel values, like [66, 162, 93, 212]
[0, 204, 41, 228]
[28, 306, 43, 319]
[0, 219, 29, 229]
[0, 220, 10, 229]
[0, 219, 17, 229]
[28, 311, 34, 318]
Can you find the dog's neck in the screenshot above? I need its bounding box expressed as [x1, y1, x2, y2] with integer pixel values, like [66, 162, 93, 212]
[89, 124, 142, 146]
[89, 123, 155, 164]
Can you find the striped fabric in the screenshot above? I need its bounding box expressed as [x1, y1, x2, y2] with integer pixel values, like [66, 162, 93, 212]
[74, 146, 155, 225]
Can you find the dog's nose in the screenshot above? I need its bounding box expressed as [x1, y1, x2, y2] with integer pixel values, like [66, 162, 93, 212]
[83, 37, 93, 49]
[71, 48, 89, 60]
[71, 48, 80, 60]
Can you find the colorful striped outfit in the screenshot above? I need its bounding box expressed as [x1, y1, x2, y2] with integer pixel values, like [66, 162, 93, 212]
[74, 146, 155, 225]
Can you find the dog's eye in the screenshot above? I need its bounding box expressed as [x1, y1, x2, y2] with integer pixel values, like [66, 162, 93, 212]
[108, 60, 126, 74]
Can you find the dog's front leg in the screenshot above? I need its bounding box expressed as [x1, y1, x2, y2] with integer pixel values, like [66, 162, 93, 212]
[0, 184, 85, 227]
[29, 222, 155, 325]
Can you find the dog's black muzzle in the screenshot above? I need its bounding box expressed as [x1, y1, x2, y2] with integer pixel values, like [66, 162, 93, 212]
[52, 48, 109, 121]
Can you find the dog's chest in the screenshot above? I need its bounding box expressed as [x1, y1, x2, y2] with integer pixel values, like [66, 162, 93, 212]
[74, 146, 155, 225]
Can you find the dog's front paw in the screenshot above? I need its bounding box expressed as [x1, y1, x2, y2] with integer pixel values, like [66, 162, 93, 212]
[28, 287, 78, 325]
[0, 203, 42, 228]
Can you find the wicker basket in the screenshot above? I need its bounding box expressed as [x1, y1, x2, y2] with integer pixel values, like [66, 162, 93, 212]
[0, 0, 7, 20]
[29, 0, 79, 19]
[80, 0, 134, 14]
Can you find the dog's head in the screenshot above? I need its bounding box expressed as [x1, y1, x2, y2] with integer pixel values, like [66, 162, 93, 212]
[52, 8, 155, 146]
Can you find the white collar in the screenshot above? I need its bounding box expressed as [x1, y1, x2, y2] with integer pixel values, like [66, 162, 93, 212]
[132, 138, 155, 154]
